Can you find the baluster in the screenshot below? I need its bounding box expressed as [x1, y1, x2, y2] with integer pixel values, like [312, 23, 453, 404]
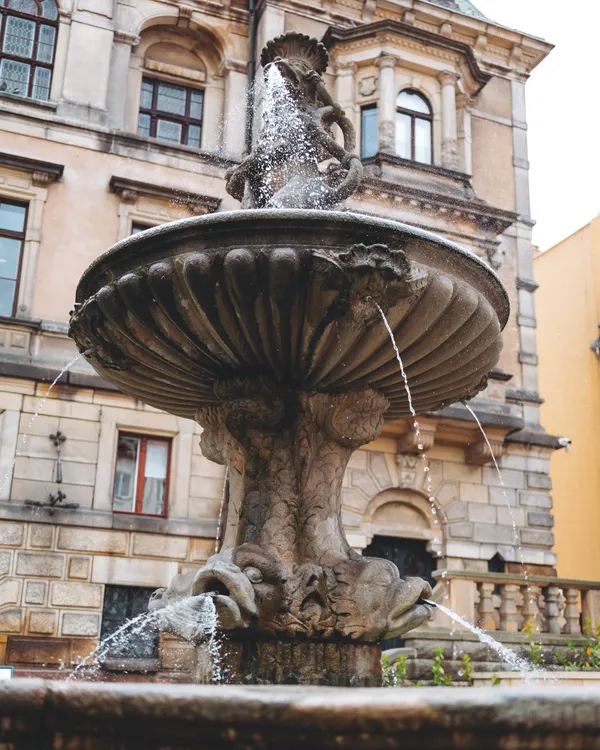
[499, 584, 519, 632]
[478, 582, 496, 631]
[521, 584, 543, 632]
[564, 588, 582, 635]
[545, 586, 562, 634]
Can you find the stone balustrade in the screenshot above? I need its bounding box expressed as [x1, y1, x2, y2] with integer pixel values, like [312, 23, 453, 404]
[432, 570, 600, 636]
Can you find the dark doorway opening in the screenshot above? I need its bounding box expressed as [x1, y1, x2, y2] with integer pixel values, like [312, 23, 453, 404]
[363, 535, 436, 650]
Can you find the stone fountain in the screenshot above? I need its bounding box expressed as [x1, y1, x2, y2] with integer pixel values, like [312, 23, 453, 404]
[69, 33, 508, 686]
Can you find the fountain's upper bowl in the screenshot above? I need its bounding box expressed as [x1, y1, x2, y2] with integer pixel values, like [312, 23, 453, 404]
[70, 210, 508, 420]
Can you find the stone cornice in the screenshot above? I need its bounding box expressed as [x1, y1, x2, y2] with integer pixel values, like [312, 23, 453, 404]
[517, 277, 539, 293]
[0, 151, 63, 183]
[323, 19, 491, 92]
[357, 174, 517, 234]
[109, 176, 222, 215]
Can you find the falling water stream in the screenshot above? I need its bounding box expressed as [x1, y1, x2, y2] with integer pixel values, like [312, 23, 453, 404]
[373, 302, 546, 677]
[0, 354, 82, 496]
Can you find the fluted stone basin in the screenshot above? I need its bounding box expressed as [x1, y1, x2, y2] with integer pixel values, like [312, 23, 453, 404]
[70, 209, 508, 420]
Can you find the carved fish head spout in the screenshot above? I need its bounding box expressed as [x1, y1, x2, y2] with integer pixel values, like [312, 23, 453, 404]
[331, 557, 433, 642]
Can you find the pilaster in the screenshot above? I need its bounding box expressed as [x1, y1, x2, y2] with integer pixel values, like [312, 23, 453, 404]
[439, 71, 459, 170]
[376, 56, 397, 154]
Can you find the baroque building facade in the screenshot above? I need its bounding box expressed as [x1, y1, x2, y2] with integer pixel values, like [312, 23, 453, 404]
[0, 0, 560, 676]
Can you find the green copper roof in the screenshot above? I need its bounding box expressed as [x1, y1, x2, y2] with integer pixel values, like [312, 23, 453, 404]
[427, 0, 487, 20]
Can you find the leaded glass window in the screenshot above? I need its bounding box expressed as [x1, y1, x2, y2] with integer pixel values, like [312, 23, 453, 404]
[137, 77, 205, 148]
[0, 0, 58, 100]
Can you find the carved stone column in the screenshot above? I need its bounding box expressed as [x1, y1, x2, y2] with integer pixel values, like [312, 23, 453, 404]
[376, 56, 397, 153]
[439, 71, 460, 170]
[564, 589, 582, 635]
[521, 584, 543, 632]
[457, 93, 473, 174]
[478, 582, 497, 631]
[545, 586, 563, 634]
[499, 584, 519, 632]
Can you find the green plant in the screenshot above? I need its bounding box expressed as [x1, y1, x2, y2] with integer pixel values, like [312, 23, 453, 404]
[395, 655, 408, 683]
[459, 653, 474, 684]
[491, 673, 501, 686]
[381, 653, 395, 686]
[523, 620, 543, 667]
[582, 621, 600, 671]
[431, 645, 452, 686]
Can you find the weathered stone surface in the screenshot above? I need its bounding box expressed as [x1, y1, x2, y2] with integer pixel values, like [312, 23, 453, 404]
[68, 555, 91, 580]
[370, 452, 392, 489]
[350, 469, 379, 499]
[459, 482, 488, 504]
[29, 524, 54, 549]
[527, 511, 554, 528]
[91, 556, 179, 588]
[0, 578, 20, 607]
[16, 552, 64, 578]
[497, 507, 526, 527]
[483, 467, 524, 489]
[447, 522, 474, 540]
[467, 504, 497, 523]
[445, 463, 482, 483]
[0, 521, 24, 547]
[0, 607, 22, 633]
[132, 533, 188, 560]
[519, 491, 552, 509]
[0, 550, 11, 576]
[6, 636, 69, 666]
[520, 529, 555, 547]
[527, 472, 552, 490]
[61, 612, 100, 637]
[189, 539, 215, 563]
[435, 480, 459, 505]
[24, 581, 47, 606]
[50, 582, 103, 609]
[58, 527, 128, 555]
[473, 524, 516, 545]
[444, 501, 468, 521]
[490, 487, 517, 506]
[28, 611, 56, 635]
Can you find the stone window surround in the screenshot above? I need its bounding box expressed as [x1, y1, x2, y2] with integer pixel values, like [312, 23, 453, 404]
[108, 176, 221, 241]
[0, 152, 63, 320]
[93, 408, 196, 524]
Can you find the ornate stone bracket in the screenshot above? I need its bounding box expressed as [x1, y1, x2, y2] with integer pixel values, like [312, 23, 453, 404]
[465, 426, 506, 466]
[396, 417, 437, 454]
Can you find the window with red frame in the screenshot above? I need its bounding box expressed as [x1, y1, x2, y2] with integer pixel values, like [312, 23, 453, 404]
[113, 433, 171, 517]
[0, 0, 59, 101]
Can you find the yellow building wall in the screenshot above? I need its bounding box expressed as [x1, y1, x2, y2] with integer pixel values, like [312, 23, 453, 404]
[535, 216, 600, 580]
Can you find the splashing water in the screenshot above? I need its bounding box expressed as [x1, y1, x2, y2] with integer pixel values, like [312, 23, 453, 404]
[0, 354, 82, 496]
[68, 595, 222, 683]
[259, 65, 320, 207]
[429, 601, 547, 680]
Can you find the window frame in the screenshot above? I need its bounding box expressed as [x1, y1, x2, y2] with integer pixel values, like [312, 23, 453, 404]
[112, 431, 172, 519]
[0, 197, 28, 317]
[0, 0, 59, 101]
[395, 89, 433, 165]
[137, 76, 204, 148]
[360, 103, 378, 159]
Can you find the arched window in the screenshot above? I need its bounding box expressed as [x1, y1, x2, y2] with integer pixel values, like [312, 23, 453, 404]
[396, 89, 433, 165]
[0, 0, 58, 101]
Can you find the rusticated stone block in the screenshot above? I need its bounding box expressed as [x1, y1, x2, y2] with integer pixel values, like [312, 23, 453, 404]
[29, 524, 53, 549]
[444, 501, 468, 521]
[489, 487, 516, 506]
[6, 635, 69, 665]
[61, 612, 100, 637]
[0, 521, 24, 547]
[473, 524, 516, 545]
[519, 491, 552, 509]
[435, 480, 459, 505]
[57, 527, 128, 555]
[0, 578, 20, 607]
[15, 552, 64, 578]
[28, 611, 56, 635]
[527, 472, 552, 490]
[0, 550, 11, 576]
[467, 504, 496, 523]
[459, 482, 488, 504]
[91, 556, 179, 588]
[447, 522, 474, 540]
[68, 556, 91, 580]
[71, 638, 97, 665]
[483, 467, 525, 489]
[189, 539, 214, 563]
[24, 581, 47, 606]
[444, 463, 481, 483]
[50, 582, 103, 609]
[527, 511, 554, 528]
[132, 533, 188, 560]
[497, 507, 526, 526]
[520, 528, 554, 547]
[0, 608, 23, 633]
[369, 452, 392, 489]
[350, 469, 378, 499]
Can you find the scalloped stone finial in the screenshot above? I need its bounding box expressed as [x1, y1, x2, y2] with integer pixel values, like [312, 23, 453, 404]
[260, 32, 329, 75]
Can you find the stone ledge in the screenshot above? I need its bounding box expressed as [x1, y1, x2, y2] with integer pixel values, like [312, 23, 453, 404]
[1, 681, 600, 749]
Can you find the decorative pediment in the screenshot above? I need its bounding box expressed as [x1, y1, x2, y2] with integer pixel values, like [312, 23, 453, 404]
[109, 177, 221, 216]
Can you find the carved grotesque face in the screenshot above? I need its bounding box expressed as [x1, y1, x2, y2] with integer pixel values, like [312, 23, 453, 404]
[192, 544, 286, 631]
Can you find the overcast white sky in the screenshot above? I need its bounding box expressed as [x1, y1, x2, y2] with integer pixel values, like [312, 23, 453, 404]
[473, 0, 600, 251]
